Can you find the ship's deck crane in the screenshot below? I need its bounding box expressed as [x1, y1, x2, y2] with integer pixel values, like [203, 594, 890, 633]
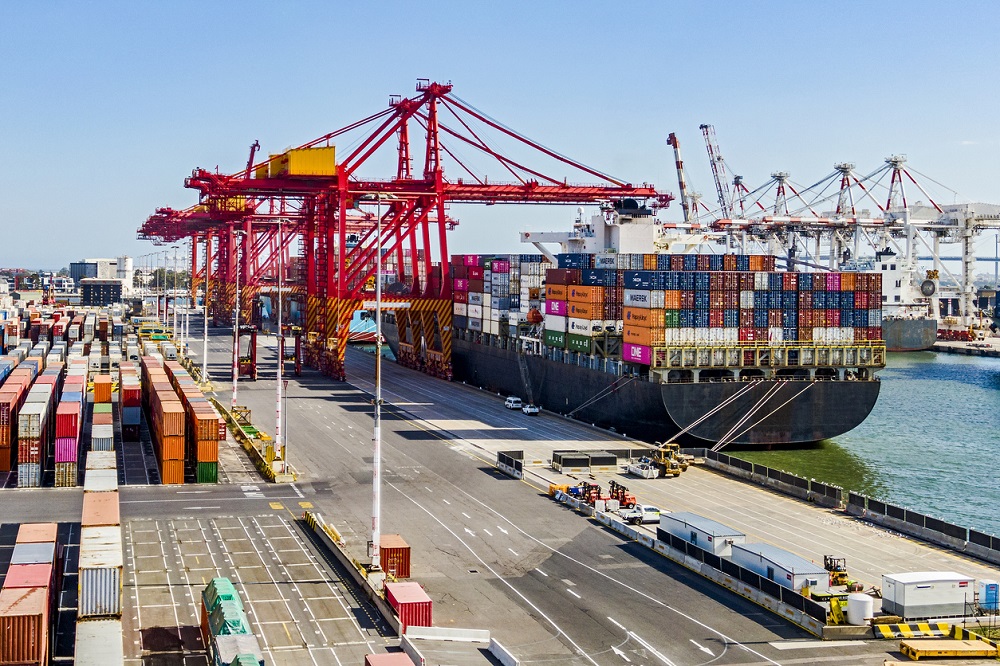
[700, 124, 734, 220]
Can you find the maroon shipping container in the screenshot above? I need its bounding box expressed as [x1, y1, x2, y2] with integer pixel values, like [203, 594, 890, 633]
[544, 268, 580, 286]
[365, 654, 414, 666]
[54, 437, 77, 464]
[55, 402, 80, 439]
[18, 439, 42, 465]
[385, 582, 432, 632]
[0, 587, 49, 665]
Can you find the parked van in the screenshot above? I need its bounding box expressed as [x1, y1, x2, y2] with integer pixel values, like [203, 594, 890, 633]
[504, 396, 522, 409]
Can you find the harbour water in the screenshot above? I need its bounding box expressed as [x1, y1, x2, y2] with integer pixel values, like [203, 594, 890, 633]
[736, 351, 1000, 536]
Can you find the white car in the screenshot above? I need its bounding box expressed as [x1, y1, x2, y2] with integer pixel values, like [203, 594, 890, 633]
[521, 404, 540, 416]
[504, 396, 522, 409]
[618, 504, 662, 525]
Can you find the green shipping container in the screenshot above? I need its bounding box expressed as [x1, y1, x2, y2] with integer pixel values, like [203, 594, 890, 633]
[544, 329, 566, 348]
[197, 462, 218, 484]
[93, 403, 112, 414]
[664, 309, 680, 328]
[566, 333, 593, 353]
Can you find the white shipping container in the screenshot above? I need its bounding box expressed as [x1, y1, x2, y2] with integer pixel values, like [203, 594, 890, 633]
[841, 327, 854, 343]
[26, 384, 53, 404]
[489, 309, 502, 321]
[75, 618, 125, 665]
[731, 542, 829, 593]
[86, 451, 117, 471]
[453, 303, 467, 316]
[768, 327, 783, 344]
[665, 328, 679, 343]
[92, 424, 114, 451]
[567, 318, 602, 336]
[467, 292, 484, 306]
[485, 319, 500, 335]
[693, 328, 710, 343]
[679, 327, 696, 344]
[754, 272, 768, 290]
[881, 572, 974, 619]
[79, 525, 124, 618]
[740, 291, 755, 309]
[544, 314, 568, 333]
[658, 511, 746, 557]
[724, 327, 739, 343]
[84, 469, 118, 493]
[17, 402, 48, 439]
[467, 305, 483, 319]
[595, 253, 617, 268]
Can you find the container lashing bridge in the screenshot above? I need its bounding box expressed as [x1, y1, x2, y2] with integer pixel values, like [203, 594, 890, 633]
[138, 79, 672, 381]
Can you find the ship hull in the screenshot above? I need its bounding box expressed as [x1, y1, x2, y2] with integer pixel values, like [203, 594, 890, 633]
[883, 318, 937, 352]
[384, 321, 881, 447]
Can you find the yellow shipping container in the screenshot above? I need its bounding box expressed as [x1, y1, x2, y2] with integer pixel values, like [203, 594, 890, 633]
[268, 153, 289, 177]
[285, 146, 337, 176]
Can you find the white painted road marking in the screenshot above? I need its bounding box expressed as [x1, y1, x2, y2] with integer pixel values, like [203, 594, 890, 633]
[612, 646, 631, 662]
[690, 639, 714, 656]
[628, 631, 676, 666]
[535, 568, 548, 577]
[483, 529, 492, 537]
[508, 548, 519, 557]
[567, 589, 581, 599]
[442, 499, 451, 505]
[771, 639, 867, 650]
[497, 526, 508, 534]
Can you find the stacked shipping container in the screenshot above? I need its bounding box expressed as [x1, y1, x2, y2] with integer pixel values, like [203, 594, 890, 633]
[0, 523, 61, 666]
[140, 355, 186, 484]
[162, 361, 222, 483]
[201, 578, 265, 665]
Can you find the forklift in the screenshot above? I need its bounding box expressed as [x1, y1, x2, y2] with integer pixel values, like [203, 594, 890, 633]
[608, 480, 637, 508]
[237, 324, 258, 380]
[824, 555, 850, 587]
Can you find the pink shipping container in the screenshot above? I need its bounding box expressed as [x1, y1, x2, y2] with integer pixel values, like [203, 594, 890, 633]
[365, 654, 414, 666]
[463, 254, 480, 267]
[385, 582, 432, 632]
[3, 563, 53, 590]
[452, 278, 468, 292]
[622, 343, 652, 365]
[54, 437, 77, 464]
[492, 260, 510, 273]
[544, 300, 567, 316]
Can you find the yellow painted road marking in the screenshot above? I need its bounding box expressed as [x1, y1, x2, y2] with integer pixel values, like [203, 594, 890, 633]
[298, 502, 313, 509]
[269, 502, 284, 510]
[283, 622, 292, 641]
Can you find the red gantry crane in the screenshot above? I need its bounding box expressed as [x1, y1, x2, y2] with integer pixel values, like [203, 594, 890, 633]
[138, 80, 671, 381]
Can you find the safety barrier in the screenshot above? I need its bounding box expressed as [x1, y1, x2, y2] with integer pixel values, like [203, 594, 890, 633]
[846, 493, 1000, 567]
[302, 511, 400, 635]
[873, 622, 952, 639]
[209, 397, 296, 483]
[578, 497, 826, 636]
[497, 451, 523, 480]
[696, 449, 843, 508]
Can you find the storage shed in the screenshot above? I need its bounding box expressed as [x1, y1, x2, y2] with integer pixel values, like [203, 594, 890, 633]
[730, 542, 829, 593]
[657, 512, 746, 557]
[882, 571, 975, 619]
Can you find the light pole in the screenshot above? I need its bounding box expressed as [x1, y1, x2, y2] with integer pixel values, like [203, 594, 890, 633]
[275, 220, 284, 473]
[202, 235, 210, 384]
[184, 240, 191, 351]
[172, 246, 179, 344]
[371, 194, 384, 572]
[232, 231, 245, 410]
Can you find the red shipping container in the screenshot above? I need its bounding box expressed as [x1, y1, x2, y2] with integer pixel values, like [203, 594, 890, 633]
[385, 582, 432, 632]
[467, 266, 484, 280]
[0, 446, 10, 472]
[18, 439, 42, 464]
[55, 402, 81, 439]
[453, 291, 468, 304]
[54, 437, 77, 464]
[0, 587, 49, 665]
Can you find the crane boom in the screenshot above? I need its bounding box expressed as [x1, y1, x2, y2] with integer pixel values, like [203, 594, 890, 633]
[700, 124, 733, 219]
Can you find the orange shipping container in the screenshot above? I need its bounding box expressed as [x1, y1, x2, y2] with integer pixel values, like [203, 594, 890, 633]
[196, 439, 218, 463]
[623, 307, 663, 328]
[157, 402, 186, 437]
[623, 325, 665, 347]
[663, 290, 681, 310]
[159, 435, 185, 460]
[160, 459, 184, 485]
[93, 376, 112, 404]
[567, 302, 597, 318]
[93, 413, 113, 426]
[545, 284, 567, 300]
[567, 285, 604, 304]
[81, 491, 120, 527]
[0, 587, 49, 665]
[190, 412, 219, 442]
[15, 523, 57, 544]
[381, 534, 411, 578]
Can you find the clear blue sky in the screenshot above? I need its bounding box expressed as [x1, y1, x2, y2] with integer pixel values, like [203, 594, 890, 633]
[2, 1, 998, 269]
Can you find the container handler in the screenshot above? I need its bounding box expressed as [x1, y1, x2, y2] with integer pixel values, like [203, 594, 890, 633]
[608, 480, 637, 508]
[237, 325, 258, 380]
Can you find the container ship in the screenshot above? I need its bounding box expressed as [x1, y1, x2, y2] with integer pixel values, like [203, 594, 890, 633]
[385, 207, 885, 447]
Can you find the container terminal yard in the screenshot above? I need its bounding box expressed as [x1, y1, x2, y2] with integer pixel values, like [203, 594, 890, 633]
[2, 81, 1000, 666]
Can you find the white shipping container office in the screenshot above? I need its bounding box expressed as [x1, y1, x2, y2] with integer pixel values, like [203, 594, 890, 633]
[881, 571, 975, 619]
[730, 542, 830, 593]
[657, 512, 746, 557]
